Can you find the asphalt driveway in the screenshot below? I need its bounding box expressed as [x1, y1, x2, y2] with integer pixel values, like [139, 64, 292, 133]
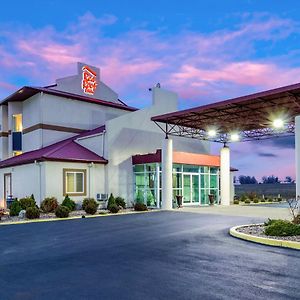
[0, 211, 299, 300]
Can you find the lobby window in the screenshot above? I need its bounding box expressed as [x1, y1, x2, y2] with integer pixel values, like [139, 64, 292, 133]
[63, 169, 86, 196]
[12, 114, 23, 155]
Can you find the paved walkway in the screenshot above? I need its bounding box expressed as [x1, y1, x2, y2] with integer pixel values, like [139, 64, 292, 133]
[179, 204, 292, 220]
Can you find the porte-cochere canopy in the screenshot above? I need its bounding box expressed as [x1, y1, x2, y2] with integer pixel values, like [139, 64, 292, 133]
[151, 83, 300, 143]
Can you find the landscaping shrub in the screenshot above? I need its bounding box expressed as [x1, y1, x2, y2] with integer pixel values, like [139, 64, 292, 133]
[109, 204, 120, 214]
[247, 192, 256, 201]
[135, 190, 144, 204]
[264, 218, 279, 226]
[62, 195, 76, 211]
[41, 197, 58, 213]
[9, 200, 22, 216]
[19, 196, 36, 210]
[261, 198, 266, 202]
[55, 205, 70, 218]
[233, 200, 239, 205]
[134, 202, 148, 211]
[115, 196, 126, 209]
[253, 198, 259, 203]
[265, 220, 300, 236]
[107, 193, 116, 210]
[25, 207, 40, 219]
[239, 194, 247, 202]
[277, 197, 282, 202]
[83, 198, 99, 215]
[244, 199, 251, 204]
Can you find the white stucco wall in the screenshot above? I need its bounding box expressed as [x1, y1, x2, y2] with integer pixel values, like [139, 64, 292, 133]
[75, 133, 105, 157]
[44, 161, 105, 204]
[0, 161, 105, 207]
[0, 163, 45, 205]
[103, 87, 210, 204]
[21, 93, 131, 152]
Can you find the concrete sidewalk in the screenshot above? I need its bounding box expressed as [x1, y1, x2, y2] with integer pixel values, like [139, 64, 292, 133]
[179, 204, 292, 220]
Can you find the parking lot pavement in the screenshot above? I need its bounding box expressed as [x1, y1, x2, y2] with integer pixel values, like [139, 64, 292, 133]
[0, 211, 299, 300]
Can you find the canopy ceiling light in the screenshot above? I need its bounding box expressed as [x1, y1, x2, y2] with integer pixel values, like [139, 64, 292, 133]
[152, 82, 300, 142]
[272, 118, 284, 129]
[207, 129, 217, 137]
[230, 133, 240, 142]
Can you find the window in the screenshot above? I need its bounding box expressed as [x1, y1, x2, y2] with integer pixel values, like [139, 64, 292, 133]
[13, 114, 22, 132]
[63, 169, 86, 196]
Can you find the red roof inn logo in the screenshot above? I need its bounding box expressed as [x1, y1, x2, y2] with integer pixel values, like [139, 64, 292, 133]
[81, 65, 98, 95]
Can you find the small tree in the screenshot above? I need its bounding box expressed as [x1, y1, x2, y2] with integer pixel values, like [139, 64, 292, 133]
[287, 196, 300, 221]
[107, 193, 116, 210]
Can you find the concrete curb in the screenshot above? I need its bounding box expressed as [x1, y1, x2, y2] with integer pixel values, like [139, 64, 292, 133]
[0, 210, 157, 226]
[229, 224, 300, 250]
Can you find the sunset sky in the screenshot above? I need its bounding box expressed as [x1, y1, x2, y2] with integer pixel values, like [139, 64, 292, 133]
[0, 0, 299, 181]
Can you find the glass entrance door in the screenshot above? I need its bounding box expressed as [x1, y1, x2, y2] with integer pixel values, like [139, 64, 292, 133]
[183, 174, 199, 205]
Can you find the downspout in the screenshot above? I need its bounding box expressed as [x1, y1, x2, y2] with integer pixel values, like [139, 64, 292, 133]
[88, 162, 94, 199]
[35, 160, 42, 204]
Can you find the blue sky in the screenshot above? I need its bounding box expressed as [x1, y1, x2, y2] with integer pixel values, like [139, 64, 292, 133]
[0, 0, 299, 180]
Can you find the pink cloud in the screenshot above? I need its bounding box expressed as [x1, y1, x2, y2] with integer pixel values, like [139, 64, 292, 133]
[0, 12, 299, 105]
[169, 61, 300, 92]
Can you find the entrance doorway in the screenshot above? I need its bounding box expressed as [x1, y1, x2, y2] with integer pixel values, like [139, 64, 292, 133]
[183, 173, 199, 204]
[4, 173, 12, 201]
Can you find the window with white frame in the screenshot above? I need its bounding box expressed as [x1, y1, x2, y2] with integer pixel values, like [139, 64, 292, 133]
[63, 169, 86, 196]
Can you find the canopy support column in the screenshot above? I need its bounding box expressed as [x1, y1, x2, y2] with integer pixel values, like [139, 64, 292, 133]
[161, 137, 173, 210]
[295, 116, 300, 204]
[220, 145, 231, 206]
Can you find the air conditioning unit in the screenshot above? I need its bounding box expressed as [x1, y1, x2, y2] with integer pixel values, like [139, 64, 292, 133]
[96, 193, 108, 201]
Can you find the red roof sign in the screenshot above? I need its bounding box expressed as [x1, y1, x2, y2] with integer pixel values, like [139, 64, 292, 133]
[81, 65, 98, 95]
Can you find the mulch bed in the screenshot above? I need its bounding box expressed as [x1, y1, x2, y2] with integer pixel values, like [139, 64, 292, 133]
[236, 224, 300, 242]
[0, 208, 138, 224]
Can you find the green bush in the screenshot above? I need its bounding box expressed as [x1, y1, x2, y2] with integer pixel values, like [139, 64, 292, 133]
[233, 200, 239, 205]
[253, 198, 259, 203]
[135, 190, 145, 204]
[107, 193, 116, 210]
[109, 204, 120, 214]
[261, 198, 266, 202]
[55, 205, 70, 218]
[19, 196, 36, 210]
[83, 198, 99, 215]
[247, 192, 256, 201]
[239, 194, 247, 202]
[115, 196, 126, 209]
[277, 197, 282, 202]
[41, 197, 58, 213]
[264, 218, 279, 226]
[134, 202, 148, 211]
[62, 195, 76, 211]
[25, 207, 40, 219]
[244, 199, 251, 204]
[265, 220, 300, 236]
[9, 200, 22, 216]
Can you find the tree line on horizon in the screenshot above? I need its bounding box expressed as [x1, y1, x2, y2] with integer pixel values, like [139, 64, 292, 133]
[235, 175, 295, 184]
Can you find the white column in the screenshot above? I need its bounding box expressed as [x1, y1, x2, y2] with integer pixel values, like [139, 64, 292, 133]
[220, 145, 231, 206]
[156, 163, 160, 208]
[295, 116, 300, 201]
[161, 137, 173, 210]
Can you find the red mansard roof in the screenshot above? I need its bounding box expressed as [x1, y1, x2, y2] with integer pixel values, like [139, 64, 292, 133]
[0, 126, 107, 169]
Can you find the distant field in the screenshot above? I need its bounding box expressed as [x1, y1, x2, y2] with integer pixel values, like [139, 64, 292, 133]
[235, 183, 295, 198]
